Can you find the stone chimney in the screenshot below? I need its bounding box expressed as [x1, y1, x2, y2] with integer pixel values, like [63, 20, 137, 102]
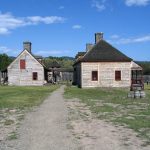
[23, 41, 32, 53]
[95, 32, 103, 44]
[86, 43, 93, 52]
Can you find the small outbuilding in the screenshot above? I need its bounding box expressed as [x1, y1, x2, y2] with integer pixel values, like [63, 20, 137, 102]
[7, 42, 48, 86]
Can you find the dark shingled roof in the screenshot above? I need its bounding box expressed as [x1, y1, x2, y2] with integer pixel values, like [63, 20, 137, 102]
[75, 52, 86, 59]
[78, 40, 132, 63]
[34, 55, 43, 59]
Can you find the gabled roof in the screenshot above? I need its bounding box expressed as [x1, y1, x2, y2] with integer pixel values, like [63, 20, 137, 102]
[34, 55, 43, 59]
[75, 52, 86, 59]
[8, 49, 47, 69]
[74, 40, 132, 65]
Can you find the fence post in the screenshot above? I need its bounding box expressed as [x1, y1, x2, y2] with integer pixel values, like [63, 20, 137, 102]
[0, 71, 1, 84]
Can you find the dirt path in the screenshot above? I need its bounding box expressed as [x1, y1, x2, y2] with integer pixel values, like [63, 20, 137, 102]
[66, 99, 150, 150]
[5, 86, 78, 150]
[2, 86, 150, 150]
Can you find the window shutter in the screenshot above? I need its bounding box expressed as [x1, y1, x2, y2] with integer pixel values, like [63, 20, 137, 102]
[20, 59, 25, 69]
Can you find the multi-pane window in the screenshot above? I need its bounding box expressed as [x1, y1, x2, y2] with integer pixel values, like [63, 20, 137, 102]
[115, 71, 121, 81]
[92, 71, 98, 81]
[20, 59, 26, 69]
[33, 72, 38, 80]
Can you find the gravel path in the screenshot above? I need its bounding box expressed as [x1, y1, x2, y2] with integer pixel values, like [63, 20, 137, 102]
[66, 99, 150, 150]
[2, 86, 150, 150]
[7, 85, 78, 150]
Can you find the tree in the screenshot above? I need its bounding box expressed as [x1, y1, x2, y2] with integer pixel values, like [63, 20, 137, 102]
[136, 61, 150, 75]
[0, 54, 13, 71]
[43, 56, 74, 69]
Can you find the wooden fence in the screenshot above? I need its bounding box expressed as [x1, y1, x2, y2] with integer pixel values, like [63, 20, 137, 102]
[0, 71, 8, 84]
[0, 71, 1, 84]
[143, 75, 150, 83]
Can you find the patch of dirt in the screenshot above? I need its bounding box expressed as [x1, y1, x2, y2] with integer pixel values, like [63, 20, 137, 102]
[0, 108, 25, 149]
[1, 87, 150, 150]
[1, 86, 79, 150]
[66, 99, 150, 150]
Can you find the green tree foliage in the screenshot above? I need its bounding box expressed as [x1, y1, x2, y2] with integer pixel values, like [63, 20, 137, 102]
[43, 56, 74, 69]
[136, 61, 150, 75]
[0, 54, 13, 71]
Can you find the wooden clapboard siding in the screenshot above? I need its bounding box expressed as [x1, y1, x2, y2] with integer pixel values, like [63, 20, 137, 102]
[81, 62, 131, 88]
[8, 50, 44, 86]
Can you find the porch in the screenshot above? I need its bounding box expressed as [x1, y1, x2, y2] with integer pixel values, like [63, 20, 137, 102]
[131, 62, 144, 91]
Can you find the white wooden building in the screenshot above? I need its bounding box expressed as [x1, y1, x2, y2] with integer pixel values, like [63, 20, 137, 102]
[73, 33, 142, 88]
[7, 42, 47, 86]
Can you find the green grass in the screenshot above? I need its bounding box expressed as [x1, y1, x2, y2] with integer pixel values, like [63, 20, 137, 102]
[145, 84, 150, 90]
[7, 131, 18, 140]
[92, 105, 115, 113]
[64, 84, 150, 142]
[4, 119, 15, 126]
[0, 85, 59, 109]
[0, 85, 59, 142]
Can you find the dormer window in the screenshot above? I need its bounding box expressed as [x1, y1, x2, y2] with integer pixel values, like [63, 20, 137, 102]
[20, 59, 26, 69]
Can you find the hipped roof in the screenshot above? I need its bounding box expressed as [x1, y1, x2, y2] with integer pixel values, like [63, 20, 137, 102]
[74, 40, 132, 65]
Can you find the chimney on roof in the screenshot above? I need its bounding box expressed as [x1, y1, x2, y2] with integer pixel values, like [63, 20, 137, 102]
[23, 41, 32, 53]
[95, 32, 103, 44]
[86, 43, 93, 52]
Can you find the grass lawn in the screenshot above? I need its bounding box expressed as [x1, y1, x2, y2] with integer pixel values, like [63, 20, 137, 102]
[64, 84, 150, 143]
[0, 85, 59, 109]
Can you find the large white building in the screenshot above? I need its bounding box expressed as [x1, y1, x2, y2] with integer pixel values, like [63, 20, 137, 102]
[73, 33, 142, 89]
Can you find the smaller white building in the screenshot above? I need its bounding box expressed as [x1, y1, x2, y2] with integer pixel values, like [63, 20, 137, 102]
[8, 42, 47, 86]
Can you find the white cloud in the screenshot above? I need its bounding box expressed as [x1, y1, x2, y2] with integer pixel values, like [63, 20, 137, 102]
[125, 0, 150, 6]
[109, 34, 150, 44]
[35, 50, 70, 56]
[133, 35, 150, 42]
[0, 28, 9, 34]
[58, 6, 65, 9]
[72, 25, 82, 29]
[0, 46, 11, 53]
[36, 50, 62, 55]
[110, 34, 120, 39]
[92, 0, 106, 11]
[0, 12, 65, 35]
[27, 16, 65, 24]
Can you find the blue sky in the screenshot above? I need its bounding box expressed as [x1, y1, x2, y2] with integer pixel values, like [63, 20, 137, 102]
[0, 0, 150, 61]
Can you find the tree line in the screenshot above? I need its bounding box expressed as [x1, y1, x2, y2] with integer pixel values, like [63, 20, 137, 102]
[43, 56, 74, 69]
[0, 54, 74, 71]
[136, 61, 150, 75]
[0, 53, 150, 75]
